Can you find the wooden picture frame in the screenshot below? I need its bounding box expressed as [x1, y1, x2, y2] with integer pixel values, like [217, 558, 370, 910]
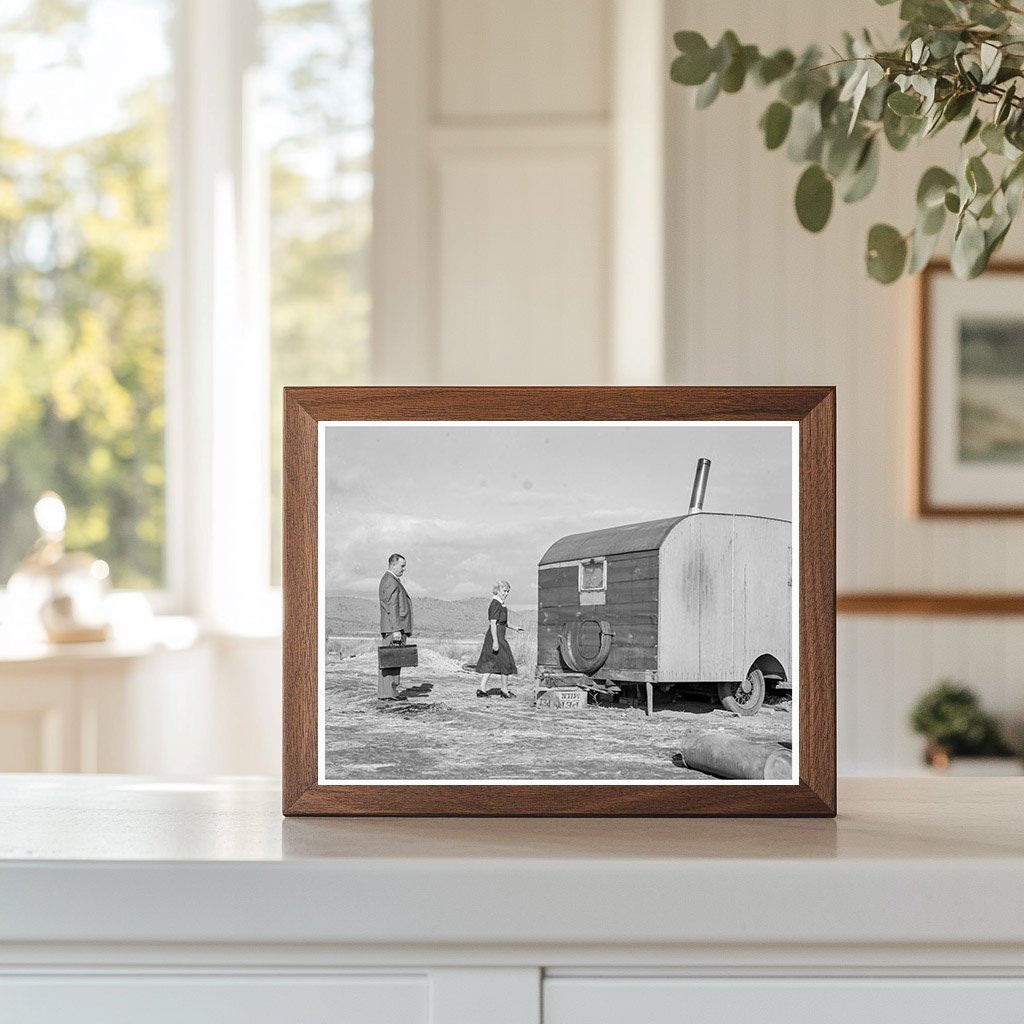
[916, 261, 1024, 517]
[283, 387, 836, 816]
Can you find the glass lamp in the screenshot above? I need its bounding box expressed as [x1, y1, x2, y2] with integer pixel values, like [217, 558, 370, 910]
[5, 493, 111, 644]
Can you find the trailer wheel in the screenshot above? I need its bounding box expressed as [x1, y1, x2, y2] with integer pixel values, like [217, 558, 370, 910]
[717, 668, 765, 716]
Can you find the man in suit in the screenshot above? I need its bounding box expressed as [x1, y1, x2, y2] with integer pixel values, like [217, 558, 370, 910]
[378, 552, 414, 700]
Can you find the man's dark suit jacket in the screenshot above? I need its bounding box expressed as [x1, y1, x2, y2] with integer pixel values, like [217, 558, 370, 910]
[379, 572, 414, 636]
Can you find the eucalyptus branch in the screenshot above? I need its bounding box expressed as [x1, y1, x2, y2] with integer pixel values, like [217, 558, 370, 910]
[670, 0, 1024, 283]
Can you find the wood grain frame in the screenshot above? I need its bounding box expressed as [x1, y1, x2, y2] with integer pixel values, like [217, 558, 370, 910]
[283, 387, 836, 817]
[837, 592, 1024, 616]
[916, 260, 1024, 517]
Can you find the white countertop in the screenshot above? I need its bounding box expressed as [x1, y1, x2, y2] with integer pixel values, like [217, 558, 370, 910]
[1, 775, 1022, 951]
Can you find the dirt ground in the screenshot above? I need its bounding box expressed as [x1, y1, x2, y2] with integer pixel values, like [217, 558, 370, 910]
[324, 638, 793, 782]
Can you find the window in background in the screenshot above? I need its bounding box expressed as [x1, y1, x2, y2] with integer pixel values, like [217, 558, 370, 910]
[261, 0, 372, 582]
[0, 0, 172, 589]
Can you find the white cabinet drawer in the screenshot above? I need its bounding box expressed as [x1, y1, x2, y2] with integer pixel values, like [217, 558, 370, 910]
[544, 977, 1024, 1024]
[0, 974, 427, 1024]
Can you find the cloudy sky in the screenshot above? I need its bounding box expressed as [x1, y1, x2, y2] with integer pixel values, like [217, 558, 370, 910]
[322, 422, 794, 608]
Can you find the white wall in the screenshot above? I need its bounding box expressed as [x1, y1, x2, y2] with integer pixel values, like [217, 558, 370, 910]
[665, 0, 1024, 771]
[186, 0, 1024, 779]
[373, 0, 665, 386]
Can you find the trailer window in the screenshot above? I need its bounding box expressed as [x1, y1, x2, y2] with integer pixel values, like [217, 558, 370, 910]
[579, 559, 606, 592]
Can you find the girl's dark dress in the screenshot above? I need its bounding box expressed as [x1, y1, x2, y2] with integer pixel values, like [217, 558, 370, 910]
[475, 599, 518, 675]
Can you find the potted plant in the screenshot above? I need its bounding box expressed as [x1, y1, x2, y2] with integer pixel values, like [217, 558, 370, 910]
[909, 679, 1018, 772]
[670, 0, 1024, 283]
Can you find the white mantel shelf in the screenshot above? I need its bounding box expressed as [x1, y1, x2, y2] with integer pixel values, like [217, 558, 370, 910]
[1, 775, 1023, 957]
[3, 776, 1024, 1022]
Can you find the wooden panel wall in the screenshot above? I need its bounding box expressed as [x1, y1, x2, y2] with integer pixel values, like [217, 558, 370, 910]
[435, 0, 611, 384]
[437, 150, 608, 384]
[538, 556, 659, 675]
[374, 0, 614, 385]
[666, 0, 1024, 772]
[438, 0, 610, 119]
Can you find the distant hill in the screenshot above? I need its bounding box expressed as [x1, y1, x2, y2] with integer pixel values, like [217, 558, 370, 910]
[326, 593, 535, 638]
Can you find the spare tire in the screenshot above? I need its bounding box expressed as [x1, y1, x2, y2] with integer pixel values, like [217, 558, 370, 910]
[558, 619, 614, 675]
[717, 667, 766, 716]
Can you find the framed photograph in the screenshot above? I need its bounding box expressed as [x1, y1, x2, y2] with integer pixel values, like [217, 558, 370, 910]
[917, 261, 1024, 516]
[283, 387, 835, 816]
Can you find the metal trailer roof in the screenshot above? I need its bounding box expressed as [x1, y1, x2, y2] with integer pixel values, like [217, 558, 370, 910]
[537, 512, 792, 566]
[538, 515, 688, 565]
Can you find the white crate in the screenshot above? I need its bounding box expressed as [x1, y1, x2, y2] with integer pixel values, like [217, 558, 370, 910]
[537, 687, 588, 709]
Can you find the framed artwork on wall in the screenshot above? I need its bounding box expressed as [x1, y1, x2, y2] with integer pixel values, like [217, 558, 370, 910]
[282, 387, 836, 816]
[917, 261, 1024, 517]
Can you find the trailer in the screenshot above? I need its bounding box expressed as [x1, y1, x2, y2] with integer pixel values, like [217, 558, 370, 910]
[536, 460, 792, 716]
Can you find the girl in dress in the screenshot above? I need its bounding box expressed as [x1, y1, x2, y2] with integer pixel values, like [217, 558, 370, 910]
[475, 580, 522, 698]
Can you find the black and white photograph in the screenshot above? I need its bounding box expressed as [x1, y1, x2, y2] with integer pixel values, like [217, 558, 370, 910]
[317, 421, 798, 785]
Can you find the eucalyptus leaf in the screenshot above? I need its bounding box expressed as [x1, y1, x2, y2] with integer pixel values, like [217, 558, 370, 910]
[1004, 156, 1024, 189]
[958, 164, 977, 208]
[710, 31, 740, 73]
[801, 68, 833, 104]
[754, 49, 795, 87]
[760, 102, 793, 150]
[694, 73, 721, 109]
[904, 0, 958, 28]
[820, 85, 841, 126]
[986, 213, 1012, 260]
[908, 221, 942, 273]
[917, 166, 957, 210]
[839, 63, 867, 104]
[996, 82, 1017, 124]
[721, 45, 759, 93]
[921, 200, 946, 235]
[942, 92, 974, 122]
[779, 73, 807, 106]
[970, 2, 1009, 30]
[1003, 157, 1024, 216]
[962, 115, 983, 145]
[884, 106, 922, 150]
[842, 137, 880, 203]
[967, 154, 995, 195]
[913, 75, 937, 111]
[674, 29, 707, 53]
[951, 211, 986, 278]
[1006, 172, 1024, 218]
[822, 128, 864, 178]
[981, 122, 1005, 155]
[980, 42, 1002, 86]
[922, 103, 946, 137]
[927, 30, 962, 60]
[795, 164, 834, 232]
[861, 79, 892, 122]
[866, 223, 908, 283]
[944, 190, 960, 213]
[787, 101, 823, 162]
[888, 90, 921, 115]
[980, 43, 1002, 85]
[840, 65, 871, 131]
[671, 54, 706, 87]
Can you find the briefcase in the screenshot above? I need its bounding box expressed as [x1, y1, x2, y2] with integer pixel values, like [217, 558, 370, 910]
[378, 643, 419, 670]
